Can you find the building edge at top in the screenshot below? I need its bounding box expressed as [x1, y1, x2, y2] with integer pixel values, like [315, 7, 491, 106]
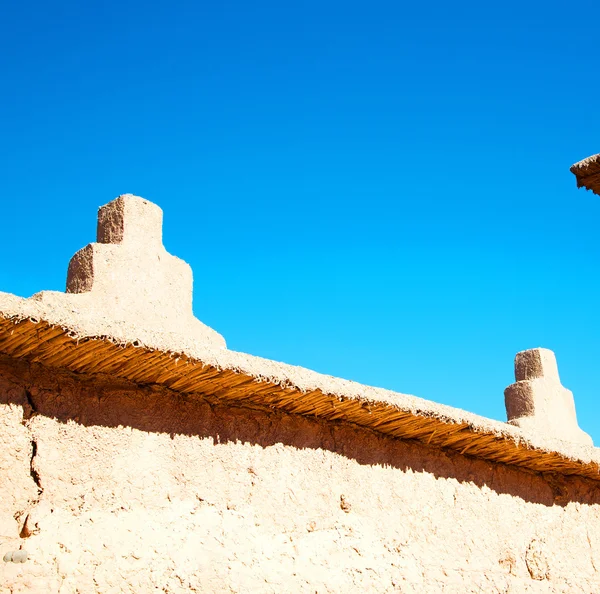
[0, 194, 596, 480]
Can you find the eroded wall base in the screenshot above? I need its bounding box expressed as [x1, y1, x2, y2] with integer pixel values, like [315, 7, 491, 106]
[1, 355, 600, 593]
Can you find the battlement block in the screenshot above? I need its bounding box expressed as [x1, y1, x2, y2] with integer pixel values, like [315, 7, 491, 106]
[97, 194, 163, 248]
[34, 194, 226, 348]
[504, 348, 591, 446]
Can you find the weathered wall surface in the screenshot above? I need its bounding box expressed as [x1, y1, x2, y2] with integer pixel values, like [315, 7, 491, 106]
[1, 355, 600, 593]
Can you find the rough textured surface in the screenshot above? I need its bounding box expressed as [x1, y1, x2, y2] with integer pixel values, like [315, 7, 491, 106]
[34, 194, 225, 349]
[2, 356, 600, 593]
[505, 348, 592, 446]
[1, 295, 599, 481]
[0, 370, 38, 547]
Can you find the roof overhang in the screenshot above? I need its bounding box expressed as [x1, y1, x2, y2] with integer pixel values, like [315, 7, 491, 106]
[0, 292, 598, 482]
[571, 153, 600, 195]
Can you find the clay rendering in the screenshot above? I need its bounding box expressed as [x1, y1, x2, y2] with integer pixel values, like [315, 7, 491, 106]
[1, 191, 600, 593]
[34, 194, 226, 349]
[505, 348, 592, 446]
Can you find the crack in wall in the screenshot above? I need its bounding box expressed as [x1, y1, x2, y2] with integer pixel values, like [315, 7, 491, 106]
[19, 388, 43, 538]
[19, 436, 43, 538]
[22, 388, 36, 423]
[28, 438, 42, 492]
[587, 528, 597, 572]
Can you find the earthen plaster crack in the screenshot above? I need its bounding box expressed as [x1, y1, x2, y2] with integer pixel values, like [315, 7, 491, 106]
[17, 385, 43, 539]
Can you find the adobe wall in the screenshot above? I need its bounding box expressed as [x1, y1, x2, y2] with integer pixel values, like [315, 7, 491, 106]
[1, 355, 600, 593]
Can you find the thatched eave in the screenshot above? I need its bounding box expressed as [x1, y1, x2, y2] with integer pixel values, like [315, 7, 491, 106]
[571, 153, 600, 195]
[0, 292, 599, 482]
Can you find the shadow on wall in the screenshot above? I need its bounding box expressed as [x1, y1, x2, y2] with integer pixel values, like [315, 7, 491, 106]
[1, 354, 598, 509]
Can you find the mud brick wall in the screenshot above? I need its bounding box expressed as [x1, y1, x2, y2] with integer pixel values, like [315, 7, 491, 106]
[2, 355, 600, 594]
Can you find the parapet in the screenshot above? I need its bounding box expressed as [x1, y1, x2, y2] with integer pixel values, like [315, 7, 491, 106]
[31, 195, 226, 349]
[0, 195, 597, 481]
[505, 348, 592, 446]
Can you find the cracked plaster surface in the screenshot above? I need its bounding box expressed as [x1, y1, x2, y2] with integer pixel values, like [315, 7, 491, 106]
[2, 357, 600, 593]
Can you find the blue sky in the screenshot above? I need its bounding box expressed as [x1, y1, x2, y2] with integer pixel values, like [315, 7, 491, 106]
[2, 1, 600, 440]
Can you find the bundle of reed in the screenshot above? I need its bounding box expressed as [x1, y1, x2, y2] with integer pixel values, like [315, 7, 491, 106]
[0, 312, 599, 481]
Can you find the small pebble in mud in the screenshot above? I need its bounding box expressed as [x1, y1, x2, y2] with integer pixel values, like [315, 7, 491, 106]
[2, 550, 28, 563]
[340, 494, 352, 513]
[12, 550, 28, 563]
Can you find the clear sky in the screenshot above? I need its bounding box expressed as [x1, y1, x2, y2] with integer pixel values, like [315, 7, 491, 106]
[2, 1, 600, 440]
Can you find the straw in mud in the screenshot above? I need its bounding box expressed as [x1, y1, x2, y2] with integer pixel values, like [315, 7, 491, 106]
[0, 314, 599, 482]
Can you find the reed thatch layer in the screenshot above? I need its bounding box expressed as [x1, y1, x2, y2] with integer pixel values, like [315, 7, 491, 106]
[0, 291, 598, 481]
[571, 153, 600, 195]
